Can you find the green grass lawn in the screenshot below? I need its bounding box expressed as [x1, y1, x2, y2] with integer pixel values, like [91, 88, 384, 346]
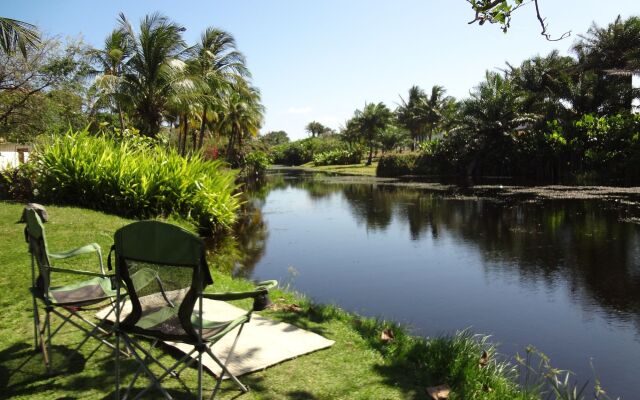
[300, 162, 378, 177]
[0, 201, 546, 399]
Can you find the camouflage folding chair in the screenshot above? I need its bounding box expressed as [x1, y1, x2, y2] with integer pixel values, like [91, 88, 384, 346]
[24, 208, 117, 371]
[111, 220, 277, 400]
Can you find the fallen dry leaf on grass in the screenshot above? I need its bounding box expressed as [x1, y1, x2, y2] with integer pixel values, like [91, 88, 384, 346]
[426, 384, 450, 399]
[271, 303, 302, 313]
[479, 350, 489, 368]
[380, 328, 395, 343]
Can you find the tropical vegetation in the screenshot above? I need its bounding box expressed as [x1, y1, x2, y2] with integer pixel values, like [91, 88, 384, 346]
[1, 12, 265, 172]
[11, 129, 239, 234]
[268, 15, 640, 184]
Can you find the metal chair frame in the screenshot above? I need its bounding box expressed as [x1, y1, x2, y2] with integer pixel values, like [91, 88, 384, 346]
[25, 209, 118, 372]
[112, 220, 276, 400]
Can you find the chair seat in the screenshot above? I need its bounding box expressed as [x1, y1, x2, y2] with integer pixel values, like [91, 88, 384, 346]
[123, 296, 249, 344]
[31, 276, 116, 307]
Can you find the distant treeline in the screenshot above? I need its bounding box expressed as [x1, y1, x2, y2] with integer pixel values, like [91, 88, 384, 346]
[265, 15, 640, 183]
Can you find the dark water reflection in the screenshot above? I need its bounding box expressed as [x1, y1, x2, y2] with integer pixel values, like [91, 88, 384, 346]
[223, 171, 640, 398]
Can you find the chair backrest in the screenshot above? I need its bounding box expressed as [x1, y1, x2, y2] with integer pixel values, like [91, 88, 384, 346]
[24, 208, 52, 292]
[113, 221, 213, 341]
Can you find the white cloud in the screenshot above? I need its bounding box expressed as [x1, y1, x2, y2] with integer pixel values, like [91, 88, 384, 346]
[286, 106, 312, 114]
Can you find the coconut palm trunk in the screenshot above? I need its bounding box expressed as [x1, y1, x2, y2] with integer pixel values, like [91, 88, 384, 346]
[197, 106, 207, 149]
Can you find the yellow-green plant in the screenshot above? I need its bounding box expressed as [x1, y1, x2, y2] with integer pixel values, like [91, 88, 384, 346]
[33, 129, 239, 234]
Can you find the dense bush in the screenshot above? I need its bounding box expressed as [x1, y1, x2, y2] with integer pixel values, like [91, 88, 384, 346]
[313, 149, 362, 166]
[32, 130, 240, 234]
[241, 150, 272, 178]
[272, 141, 312, 166]
[574, 113, 640, 180]
[271, 136, 348, 166]
[377, 153, 419, 177]
[0, 163, 36, 201]
[377, 113, 640, 183]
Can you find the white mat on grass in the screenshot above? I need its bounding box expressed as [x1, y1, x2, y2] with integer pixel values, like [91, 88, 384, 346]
[97, 298, 334, 378]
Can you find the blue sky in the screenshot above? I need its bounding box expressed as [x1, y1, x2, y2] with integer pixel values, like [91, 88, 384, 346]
[5, 1, 640, 140]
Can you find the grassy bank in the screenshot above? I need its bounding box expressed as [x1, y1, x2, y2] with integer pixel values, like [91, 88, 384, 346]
[0, 202, 588, 399]
[299, 161, 378, 177]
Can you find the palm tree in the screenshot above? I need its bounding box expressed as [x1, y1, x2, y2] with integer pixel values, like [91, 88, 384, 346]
[396, 86, 426, 150]
[507, 50, 575, 121]
[422, 85, 452, 141]
[118, 12, 188, 137]
[188, 27, 248, 150]
[397, 85, 451, 148]
[305, 121, 328, 137]
[461, 71, 535, 175]
[573, 16, 640, 113]
[88, 30, 132, 131]
[218, 79, 264, 165]
[353, 102, 392, 165]
[0, 17, 40, 57]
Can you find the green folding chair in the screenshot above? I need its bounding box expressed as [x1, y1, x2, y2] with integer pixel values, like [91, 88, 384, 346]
[24, 208, 117, 371]
[111, 220, 277, 400]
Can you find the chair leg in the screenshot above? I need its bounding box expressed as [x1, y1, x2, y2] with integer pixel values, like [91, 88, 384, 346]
[125, 339, 158, 399]
[53, 309, 117, 351]
[115, 332, 121, 400]
[32, 295, 39, 351]
[33, 302, 51, 369]
[205, 325, 249, 400]
[128, 340, 194, 398]
[121, 336, 173, 400]
[198, 351, 203, 400]
[45, 308, 52, 373]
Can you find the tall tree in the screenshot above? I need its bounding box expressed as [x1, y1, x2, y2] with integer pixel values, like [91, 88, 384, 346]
[88, 29, 132, 131]
[573, 16, 640, 114]
[422, 85, 452, 141]
[461, 71, 534, 175]
[188, 27, 248, 150]
[218, 79, 264, 165]
[260, 130, 289, 146]
[396, 86, 427, 150]
[118, 12, 187, 137]
[0, 38, 90, 141]
[353, 102, 392, 165]
[0, 17, 41, 57]
[506, 50, 575, 121]
[305, 121, 329, 137]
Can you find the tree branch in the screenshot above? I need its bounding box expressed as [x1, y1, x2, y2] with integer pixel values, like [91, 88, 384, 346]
[533, 0, 571, 41]
[467, 0, 571, 41]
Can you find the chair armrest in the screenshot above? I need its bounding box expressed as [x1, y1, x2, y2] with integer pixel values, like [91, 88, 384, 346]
[48, 243, 105, 274]
[48, 243, 102, 259]
[202, 280, 278, 301]
[203, 280, 277, 311]
[48, 266, 111, 279]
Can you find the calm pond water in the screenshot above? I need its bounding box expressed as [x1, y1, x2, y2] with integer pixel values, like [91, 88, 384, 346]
[232, 170, 640, 398]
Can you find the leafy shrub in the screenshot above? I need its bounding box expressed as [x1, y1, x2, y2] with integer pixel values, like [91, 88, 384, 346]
[0, 163, 36, 201]
[574, 113, 640, 179]
[272, 137, 347, 166]
[376, 153, 419, 177]
[32, 130, 240, 235]
[313, 149, 362, 166]
[272, 141, 312, 165]
[241, 150, 271, 178]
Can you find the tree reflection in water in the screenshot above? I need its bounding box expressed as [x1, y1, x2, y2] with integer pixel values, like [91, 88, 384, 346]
[213, 171, 640, 397]
[240, 172, 640, 330]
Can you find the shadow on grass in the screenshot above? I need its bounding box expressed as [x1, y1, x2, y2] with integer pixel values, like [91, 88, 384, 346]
[0, 342, 85, 398]
[0, 302, 479, 400]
